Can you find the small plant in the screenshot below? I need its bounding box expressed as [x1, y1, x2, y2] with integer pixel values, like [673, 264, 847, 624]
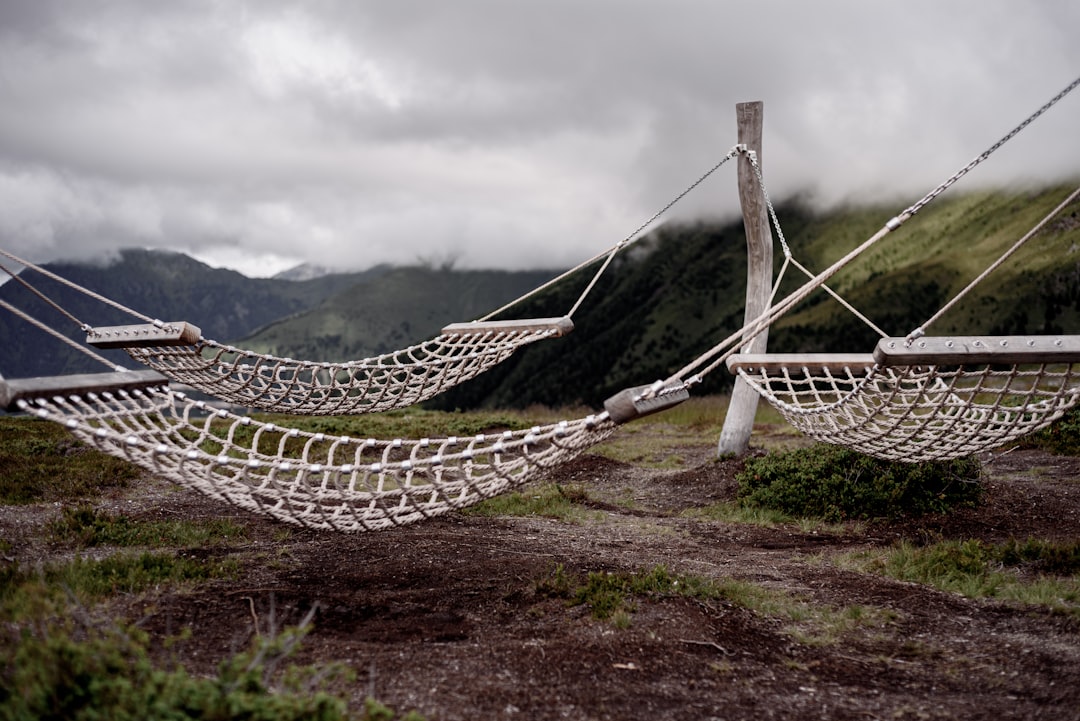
[537, 564, 708, 621]
[1020, 407, 1080, 455]
[736, 445, 982, 521]
[0, 605, 426, 720]
[840, 538, 1080, 615]
[49, 505, 248, 548]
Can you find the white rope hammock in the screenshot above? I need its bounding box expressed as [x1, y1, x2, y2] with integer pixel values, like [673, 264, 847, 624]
[729, 337, 1080, 462]
[10, 379, 628, 532]
[0, 149, 737, 416]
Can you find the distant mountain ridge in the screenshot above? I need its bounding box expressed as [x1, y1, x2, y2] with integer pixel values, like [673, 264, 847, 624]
[3, 184, 1079, 410]
[0, 249, 377, 377]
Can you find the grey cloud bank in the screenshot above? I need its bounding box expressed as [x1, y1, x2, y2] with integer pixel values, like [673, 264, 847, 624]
[0, 1, 1077, 277]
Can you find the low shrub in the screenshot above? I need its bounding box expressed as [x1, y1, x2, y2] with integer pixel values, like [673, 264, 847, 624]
[1020, 406, 1080, 455]
[736, 445, 982, 522]
[0, 608, 424, 720]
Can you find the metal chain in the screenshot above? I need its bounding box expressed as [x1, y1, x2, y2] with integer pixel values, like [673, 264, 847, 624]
[744, 148, 792, 257]
[903, 75, 1080, 219]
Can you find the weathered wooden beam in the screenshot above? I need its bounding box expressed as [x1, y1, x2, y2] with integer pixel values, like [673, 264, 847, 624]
[604, 382, 690, 424]
[441, 316, 574, 337]
[874, 336, 1080, 366]
[719, 101, 774, 456]
[726, 354, 877, 375]
[87, 322, 201, 349]
[0, 369, 169, 411]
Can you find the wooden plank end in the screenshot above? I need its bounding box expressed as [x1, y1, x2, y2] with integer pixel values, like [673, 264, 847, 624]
[441, 316, 574, 337]
[1, 369, 169, 411]
[874, 336, 1080, 366]
[87, 322, 201, 349]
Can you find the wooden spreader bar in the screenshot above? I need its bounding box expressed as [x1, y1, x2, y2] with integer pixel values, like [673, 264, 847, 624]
[874, 336, 1080, 366]
[441, 316, 574, 337]
[1, 369, 169, 411]
[87, 322, 201, 349]
[604, 382, 690, 424]
[726, 353, 877, 375]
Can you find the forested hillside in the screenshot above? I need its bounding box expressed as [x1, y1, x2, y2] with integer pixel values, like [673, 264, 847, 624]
[2, 184, 1078, 410]
[429, 184, 1080, 409]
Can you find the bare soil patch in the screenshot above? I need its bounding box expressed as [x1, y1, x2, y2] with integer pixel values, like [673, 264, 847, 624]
[3, 427, 1079, 720]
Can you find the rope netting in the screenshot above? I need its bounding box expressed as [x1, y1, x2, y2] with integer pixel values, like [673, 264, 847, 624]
[733, 356, 1080, 461]
[17, 384, 616, 532]
[117, 323, 564, 415]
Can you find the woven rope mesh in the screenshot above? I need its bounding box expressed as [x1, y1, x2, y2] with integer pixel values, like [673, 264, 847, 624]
[23, 385, 615, 532]
[123, 327, 557, 415]
[737, 362, 1080, 461]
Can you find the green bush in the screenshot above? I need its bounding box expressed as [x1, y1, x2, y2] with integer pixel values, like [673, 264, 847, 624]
[0, 613, 424, 721]
[1020, 406, 1080, 455]
[736, 445, 982, 522]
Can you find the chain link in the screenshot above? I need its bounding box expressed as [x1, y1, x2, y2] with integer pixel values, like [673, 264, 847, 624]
[903, 75, 1080, 218]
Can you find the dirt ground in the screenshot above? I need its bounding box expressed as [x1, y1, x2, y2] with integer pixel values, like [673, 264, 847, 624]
[4, 424, 1080, 721]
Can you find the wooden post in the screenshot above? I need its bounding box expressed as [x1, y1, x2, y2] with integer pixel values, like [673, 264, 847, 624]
[718, 101, 773, 456]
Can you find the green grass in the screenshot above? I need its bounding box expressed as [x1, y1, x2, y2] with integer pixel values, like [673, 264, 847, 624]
[1, 548, 238, 621]
[1, 552, 239, 621]
[838, 539, 1080, 615]
[680, 500, 794, 527]
[0, 417, 142, 504]
[536, 563, 894, 643]
[464, 483, 598, 522]
[49, 505, 249, 548]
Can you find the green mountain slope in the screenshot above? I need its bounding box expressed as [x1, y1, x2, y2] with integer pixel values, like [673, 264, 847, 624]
[0, 249, 383, 377]
[428, 183, 1080, 410]
[238, 266, 565, 360]
[3, 184, 1077, 412]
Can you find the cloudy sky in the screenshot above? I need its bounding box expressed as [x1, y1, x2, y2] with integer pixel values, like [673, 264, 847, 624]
[0, 1, 1077, 277]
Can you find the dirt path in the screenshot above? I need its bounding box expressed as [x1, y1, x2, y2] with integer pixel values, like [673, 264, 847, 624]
[4, 432, 1080, 720]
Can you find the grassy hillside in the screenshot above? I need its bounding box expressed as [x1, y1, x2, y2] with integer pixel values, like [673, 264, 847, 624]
[238, 266, 563, 360]
[0, 249, 381, 378]
[770, 186, 1080, 352]
[3, 184, 1077, 409]
[429, 183, 1080, 410]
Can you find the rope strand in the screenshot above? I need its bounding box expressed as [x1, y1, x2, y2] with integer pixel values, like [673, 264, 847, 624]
[0, 248, 157, 327]
[0, 299, 124, 372]
[482, 146, 741, 321]
[909, 184, 1080, 340]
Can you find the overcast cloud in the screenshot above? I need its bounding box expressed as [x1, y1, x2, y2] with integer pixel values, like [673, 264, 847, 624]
[0, 0, 1077, 277]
